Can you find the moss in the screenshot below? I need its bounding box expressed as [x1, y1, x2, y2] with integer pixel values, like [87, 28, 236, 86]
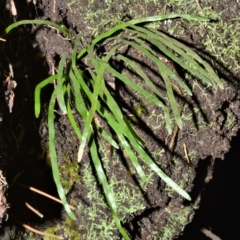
[157, 206, 194, 240]
[76, 140, 147, 239]
[44, 216, 81, 240]
[59, 156, 81, 194]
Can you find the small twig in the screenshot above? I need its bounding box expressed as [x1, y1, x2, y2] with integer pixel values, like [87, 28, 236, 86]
[183, 143, 190, 163]
[11, 171, 24, 183]
[201, 228, 222, 240]
[25, 202, 43, 218]
[10, 0, 17, 16]
[195, 0, 203, 12]
[167, 123, 179, 162]
[166, 82, 186, 163]
[22, 223, 63, 239]
[53, 0, 56, 13]
[13, 216, 63, 239]
[16, 182, 76, 210]
[0, 37, 6, 41]
[9, 63, 14, 78]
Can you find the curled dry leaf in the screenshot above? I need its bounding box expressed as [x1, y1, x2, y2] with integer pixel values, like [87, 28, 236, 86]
[4, 76, 17, 113]
[0, 171, 9, 225]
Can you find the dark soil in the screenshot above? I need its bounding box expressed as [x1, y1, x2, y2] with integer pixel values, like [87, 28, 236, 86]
[0, 0, 239, 239]
[178, 131, 240, 239]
